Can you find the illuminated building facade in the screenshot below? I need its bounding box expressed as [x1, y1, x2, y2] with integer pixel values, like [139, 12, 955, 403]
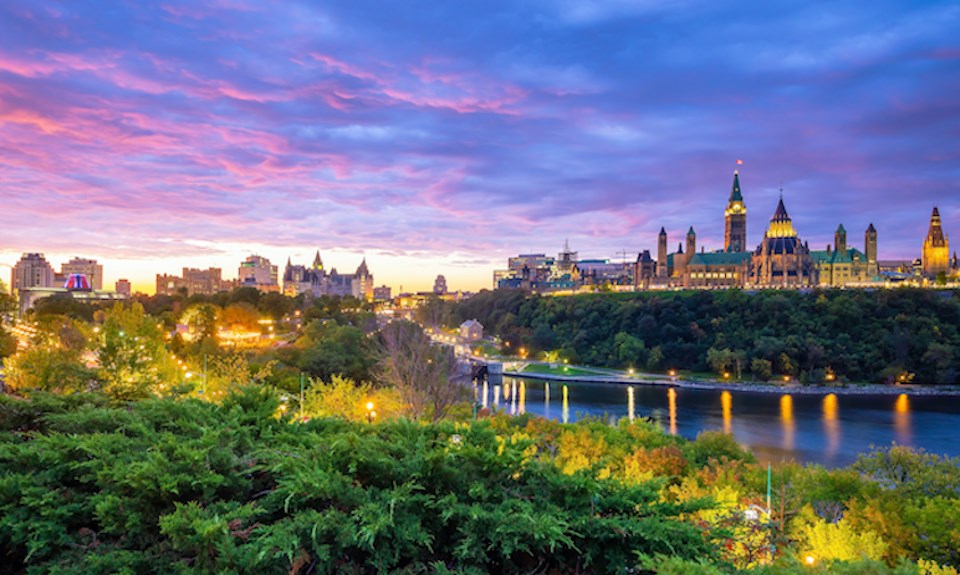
[60, 257, 103, 290]
[724, 171, 747, 252]
[12, 253, 55, 295]
[922, 207, 950, 276]
[239, 255, 279, 292]
[156, 267, 227, 296]
[495, 242, 631, 292]
[282, 251, 374, 300]
[810, 224, 879, 286]
[433, 274, 448, 295]
[749, 197, 818, 287]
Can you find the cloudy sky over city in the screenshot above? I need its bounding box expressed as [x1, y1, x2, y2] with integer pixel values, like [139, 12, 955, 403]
[1, 0, 958, 291]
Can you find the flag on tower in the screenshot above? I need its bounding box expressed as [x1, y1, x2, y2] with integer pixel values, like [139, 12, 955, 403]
[736, 159, 744, 165]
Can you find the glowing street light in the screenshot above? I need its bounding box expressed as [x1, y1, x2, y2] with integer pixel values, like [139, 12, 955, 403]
[804, 555, 816, 566]
[365, 401, 376, 423]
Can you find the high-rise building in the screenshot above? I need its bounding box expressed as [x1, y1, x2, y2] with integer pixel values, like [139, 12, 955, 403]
[373, 285, 392, 301]
[156, 268, 226, 296]
[922, 207, 950, 276]
[12, 253, 55, 293]
[115, 279, 132, 297]
[433, 274, 448, 295]
[60, 257, 103, 290]
[724, 171, 747, 252]
[238, 255, 279, 292]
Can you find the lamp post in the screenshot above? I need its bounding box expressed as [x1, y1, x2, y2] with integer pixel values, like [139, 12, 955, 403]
[365, 401, 376, 423]
[299, 372, 305, 420]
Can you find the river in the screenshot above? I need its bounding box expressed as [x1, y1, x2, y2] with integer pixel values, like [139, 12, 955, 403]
[477, 376, 960, 467]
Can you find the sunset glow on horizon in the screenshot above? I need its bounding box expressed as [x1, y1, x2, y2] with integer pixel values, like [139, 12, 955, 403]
[1, 1, 958, 293]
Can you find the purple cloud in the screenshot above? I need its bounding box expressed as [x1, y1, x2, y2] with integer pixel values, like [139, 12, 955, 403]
[0, 0, 958, 292]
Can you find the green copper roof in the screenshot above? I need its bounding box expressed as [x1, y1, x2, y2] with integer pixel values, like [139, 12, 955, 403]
[688, 251, 752, 266]
[729, 171, 743, 203]
[810, 248, 865, 264]
[688, 226, 696, 236]
[836, 224, 846, 234]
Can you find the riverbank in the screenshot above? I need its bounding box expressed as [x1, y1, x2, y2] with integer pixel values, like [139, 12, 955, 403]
[503, 370, 960, 396]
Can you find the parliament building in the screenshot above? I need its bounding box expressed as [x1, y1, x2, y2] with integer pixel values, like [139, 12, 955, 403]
[638, 171, 880, 289]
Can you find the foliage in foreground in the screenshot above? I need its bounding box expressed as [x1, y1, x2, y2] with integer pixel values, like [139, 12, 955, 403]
[0, 391, 712, 574]
[1, 391, 959, 574]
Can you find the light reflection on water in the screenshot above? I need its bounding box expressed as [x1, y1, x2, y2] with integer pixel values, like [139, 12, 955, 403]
[780, 395, 794, 451]
[479, 376, 955, 467]
[823, 394, 839, 459]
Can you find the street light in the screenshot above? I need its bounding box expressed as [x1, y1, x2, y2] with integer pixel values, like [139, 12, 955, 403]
[365, 401, 376, 423]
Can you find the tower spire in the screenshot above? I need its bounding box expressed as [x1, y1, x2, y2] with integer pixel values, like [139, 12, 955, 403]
[724, 169, 747, 252]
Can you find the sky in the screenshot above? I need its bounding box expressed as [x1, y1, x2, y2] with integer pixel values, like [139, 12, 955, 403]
[1, 0, 958, 294]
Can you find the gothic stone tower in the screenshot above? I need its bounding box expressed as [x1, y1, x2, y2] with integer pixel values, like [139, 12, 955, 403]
[834, 224, 847, 254]
[923, 207, 950, 276]
[657, 227, 668, 278]
[724, 170, 747, 252]
[865, 223, 878, 265]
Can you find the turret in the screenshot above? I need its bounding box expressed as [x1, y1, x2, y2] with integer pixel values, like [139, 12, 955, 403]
[923, 207, 950, 276]
[686, 227, 696, 262]
[657, 227, 668, 277]
[835, 224, 847, 254]
[865, 223, 877, 264]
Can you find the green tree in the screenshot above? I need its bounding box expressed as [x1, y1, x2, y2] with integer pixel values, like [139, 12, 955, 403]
[0, 326, 15, 359]
[752, 358, 773, 381]
[97, 302, 179, 399]
[297, 321, 376, 382]
[2, 345, 94, 393]
[613, 331, 646, 367]
[180, 303, 220, 341]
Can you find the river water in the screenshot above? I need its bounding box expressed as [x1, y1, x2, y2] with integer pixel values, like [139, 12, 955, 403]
[477, 376, 960, 467]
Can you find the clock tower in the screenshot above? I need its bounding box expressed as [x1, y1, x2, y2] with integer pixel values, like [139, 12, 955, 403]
[724, 170, 747, 252]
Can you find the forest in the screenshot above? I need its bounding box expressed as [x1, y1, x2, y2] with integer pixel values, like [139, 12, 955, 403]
[437, 288, 960, 384]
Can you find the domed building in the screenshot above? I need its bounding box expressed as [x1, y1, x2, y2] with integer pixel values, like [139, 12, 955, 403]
[750, 196, 818, 287]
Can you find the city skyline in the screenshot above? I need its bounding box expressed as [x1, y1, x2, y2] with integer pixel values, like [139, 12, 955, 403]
[1, 1, 958, 292]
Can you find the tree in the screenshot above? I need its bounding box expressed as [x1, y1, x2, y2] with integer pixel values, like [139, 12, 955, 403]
[220, 302, 261, 333]
[0, 326, 15, 359]
[97, 302, 179, 399]
[614, 331, 646, 367]
[707, 348, 736, 376]
[201, 353, 276, 402]
[2, 345, 94, 393]
[378, 320, 471, 421]
[795, 511, 887, 563]
[301, 374, 402, 422]
[258, 291, 293, 321]
[297, 321, 377, 382]
[752, 358, 773, 381]
[180, 303, 220, 341]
